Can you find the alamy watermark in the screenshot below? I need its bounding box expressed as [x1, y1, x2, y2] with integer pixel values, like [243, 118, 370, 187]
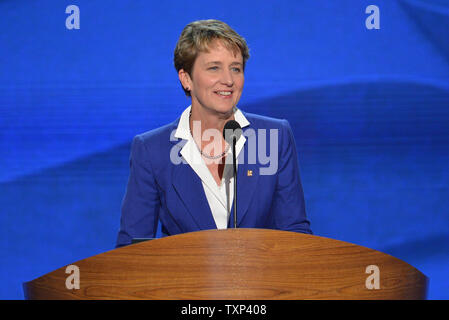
[65, 5, 80, 30]
[169, 121, 280, 176]
[365, 5, 380, 30]
[65, 264, 80, 290]
[365, 264, 380, 289]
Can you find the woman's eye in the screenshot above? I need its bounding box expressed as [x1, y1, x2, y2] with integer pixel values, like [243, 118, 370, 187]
[209, 66, 218, 70]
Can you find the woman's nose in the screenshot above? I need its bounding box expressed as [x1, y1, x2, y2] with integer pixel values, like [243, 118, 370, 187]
[220, 70, 234, 86]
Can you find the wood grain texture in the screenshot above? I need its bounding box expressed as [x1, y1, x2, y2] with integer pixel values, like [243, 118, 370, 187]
[23, 229, 428, 299]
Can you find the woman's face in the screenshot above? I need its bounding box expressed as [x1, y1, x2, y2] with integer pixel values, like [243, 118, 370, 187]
[182, 40, 244, 117]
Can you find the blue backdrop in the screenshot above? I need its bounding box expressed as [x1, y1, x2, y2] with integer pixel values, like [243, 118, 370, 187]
[1, 0, 448, 299]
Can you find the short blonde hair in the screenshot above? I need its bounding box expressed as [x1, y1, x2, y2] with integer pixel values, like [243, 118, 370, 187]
[174, 19, 250, 96]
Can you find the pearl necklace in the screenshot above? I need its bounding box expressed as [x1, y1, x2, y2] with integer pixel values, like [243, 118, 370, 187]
[189, 111, 230, 159]
[199, 144, 230, 159]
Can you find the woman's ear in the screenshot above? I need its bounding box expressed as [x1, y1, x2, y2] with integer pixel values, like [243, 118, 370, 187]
[178, 69, 192, 91]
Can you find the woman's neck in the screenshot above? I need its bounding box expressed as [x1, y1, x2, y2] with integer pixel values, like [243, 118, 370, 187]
[190, 106, 235, 136]
[189, 104, 235, 155]
[190, 105, 235, 133]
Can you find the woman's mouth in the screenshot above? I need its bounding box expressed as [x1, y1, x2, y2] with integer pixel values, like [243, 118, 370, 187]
[215, 91, 233, 98]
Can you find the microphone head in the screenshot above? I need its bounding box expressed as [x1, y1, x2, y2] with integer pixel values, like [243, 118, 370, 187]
[223, 120, 242, 144]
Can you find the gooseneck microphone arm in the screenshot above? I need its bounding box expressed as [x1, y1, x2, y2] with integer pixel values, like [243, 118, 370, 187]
[223, 120, 242, 229]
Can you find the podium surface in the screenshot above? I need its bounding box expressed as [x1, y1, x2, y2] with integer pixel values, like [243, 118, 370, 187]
[23, 229, 428, 299]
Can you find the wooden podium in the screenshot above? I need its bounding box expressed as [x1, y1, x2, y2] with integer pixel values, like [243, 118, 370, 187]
[23, 229, 428, 299]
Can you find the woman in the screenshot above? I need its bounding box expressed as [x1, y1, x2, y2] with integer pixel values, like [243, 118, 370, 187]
[116, 19, 311, 247]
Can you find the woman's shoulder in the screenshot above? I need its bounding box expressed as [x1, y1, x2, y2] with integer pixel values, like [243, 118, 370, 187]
[130, 118, 181, 169]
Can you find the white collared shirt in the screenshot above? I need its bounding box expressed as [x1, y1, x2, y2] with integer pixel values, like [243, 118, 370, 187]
[174, 106, 250, 229]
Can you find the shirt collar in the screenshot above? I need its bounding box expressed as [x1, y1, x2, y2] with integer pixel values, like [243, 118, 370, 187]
[174, 105, 250, 141]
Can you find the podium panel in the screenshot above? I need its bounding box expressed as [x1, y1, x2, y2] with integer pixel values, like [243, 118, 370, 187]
[23, 229, 428, 299]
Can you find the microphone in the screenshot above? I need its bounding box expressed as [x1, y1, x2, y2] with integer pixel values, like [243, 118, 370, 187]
[223, 120, 242, 228]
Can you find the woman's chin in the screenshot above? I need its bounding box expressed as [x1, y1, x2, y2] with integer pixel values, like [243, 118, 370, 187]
[193, 100, 237, 117]
[213, 103, 236, 115]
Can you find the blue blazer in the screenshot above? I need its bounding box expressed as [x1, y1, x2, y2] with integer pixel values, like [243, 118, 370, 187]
[116, 112, 312, 247]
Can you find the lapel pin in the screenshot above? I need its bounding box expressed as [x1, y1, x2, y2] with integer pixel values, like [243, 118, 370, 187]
[247, 170, 253, 177]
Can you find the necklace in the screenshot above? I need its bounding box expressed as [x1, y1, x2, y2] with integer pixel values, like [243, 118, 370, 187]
[189, 110, 230, 159]
[199, 144, 230, 159]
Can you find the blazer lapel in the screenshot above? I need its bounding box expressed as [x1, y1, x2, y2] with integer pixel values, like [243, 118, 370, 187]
[171, 145, 218, 231]
[164, 116, 216, 230]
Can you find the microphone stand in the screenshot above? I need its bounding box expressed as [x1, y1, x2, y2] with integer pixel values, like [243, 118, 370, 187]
[232, 135, 237, 228]
[223, 119, 241, 229]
